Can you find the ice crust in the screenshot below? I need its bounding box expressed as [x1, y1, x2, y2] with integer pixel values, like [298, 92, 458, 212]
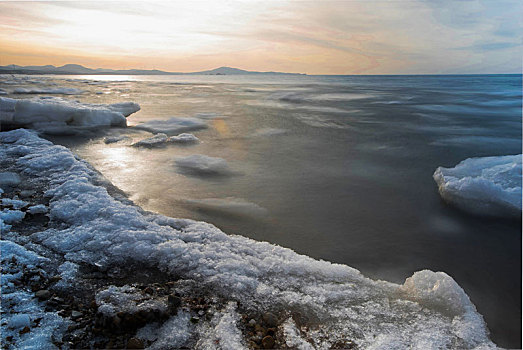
[434, 155, 522, 217]
[0, 129, 497, 349]
[0, 96, 140, 134]
[96, 285, 167, 317]
[1, 240, 67, 349]
[0, 172, 21, 186]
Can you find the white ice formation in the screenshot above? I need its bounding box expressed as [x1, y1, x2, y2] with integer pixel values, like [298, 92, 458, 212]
[0, 96, 140, 135]
[131, 133, 199, 148]
[0, 129, 497, 349]
[434, 155, 522, 217]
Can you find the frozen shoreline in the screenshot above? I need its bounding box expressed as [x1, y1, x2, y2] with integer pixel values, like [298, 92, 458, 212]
[0, 129, 497, 349]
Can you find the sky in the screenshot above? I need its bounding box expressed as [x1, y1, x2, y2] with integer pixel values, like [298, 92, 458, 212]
[0, 0, 521, 75]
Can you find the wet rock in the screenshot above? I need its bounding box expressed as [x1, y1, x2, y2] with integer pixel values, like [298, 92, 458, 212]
[49, 275, 61, 283]
[111, 315, 121, 329]
[127, 337, 144, 349]
[254, 324, 266, 334]
[19, 326, 30, 335]
[168, 294, 181, 310]
[35, 289, 51, 300]
[71, 311, 83, 320]
[262, 312, 278, 327]
[266, 328, 276, 336]
[331, 339, 357, 349]
[261, 335, 275, 349]
[190, 316, 200, 324]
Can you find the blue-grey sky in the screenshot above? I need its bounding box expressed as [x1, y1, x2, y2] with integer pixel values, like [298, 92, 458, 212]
[0, 0, 521, 74]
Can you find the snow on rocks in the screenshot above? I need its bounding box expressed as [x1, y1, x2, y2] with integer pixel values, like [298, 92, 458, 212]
[138, 312, 192, 349]
[434, 154, 522, 217]
[195, 302, 246, 349]
[0, 128, 497, 349]
[132, 117, 207, 135]
[96, 285, 168, 317]
[27, 204, 48, 215]
[0, 172, 21, 187]
[0, 96, 140, 135]
[175, 154, 232, 176]
[1, 240, 67, 349]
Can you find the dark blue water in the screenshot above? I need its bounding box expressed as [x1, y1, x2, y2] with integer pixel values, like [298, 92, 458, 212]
[17, 74, 520, 347]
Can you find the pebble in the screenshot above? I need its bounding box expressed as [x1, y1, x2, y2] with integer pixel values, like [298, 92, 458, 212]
[19, 326, 30, 335]
[71, 311, 83, 320]
[35, 289, 51, 300]
[168, 294, 181, 309]
[248, 318, 257, 327]
[262, 312, 278, 327]
[261, 335, 275, 349]
[127, 337, 144, 349]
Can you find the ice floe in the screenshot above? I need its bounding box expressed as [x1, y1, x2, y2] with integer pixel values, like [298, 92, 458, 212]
[434, 155, 522, 217]
[132, 133, 199, 148]
[175, 154, 232, 176]
[0, 129, 497, 349]
[133, 117, 207, 135]
[104, 135, 132, 144]
[0, 96, 140, 135]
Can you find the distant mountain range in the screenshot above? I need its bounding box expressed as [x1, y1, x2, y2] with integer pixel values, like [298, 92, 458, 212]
[0, 64, 305, 76]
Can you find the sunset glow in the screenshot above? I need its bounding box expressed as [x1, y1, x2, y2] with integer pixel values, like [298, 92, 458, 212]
[0, 1, 521, 74]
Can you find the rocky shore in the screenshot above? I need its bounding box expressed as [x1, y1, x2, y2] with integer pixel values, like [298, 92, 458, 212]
[0, 129, 496, 349]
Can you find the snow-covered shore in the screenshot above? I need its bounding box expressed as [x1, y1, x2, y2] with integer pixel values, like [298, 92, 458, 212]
[0, 129, 496, 349]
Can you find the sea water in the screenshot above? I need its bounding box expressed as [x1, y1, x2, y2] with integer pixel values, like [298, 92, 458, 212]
[2, 74, 521, 347]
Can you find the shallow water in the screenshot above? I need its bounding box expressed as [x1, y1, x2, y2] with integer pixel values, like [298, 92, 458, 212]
[3, 74, 521, 347]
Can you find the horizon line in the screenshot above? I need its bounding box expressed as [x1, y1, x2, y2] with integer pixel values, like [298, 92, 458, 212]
[1, 63, 521, 76]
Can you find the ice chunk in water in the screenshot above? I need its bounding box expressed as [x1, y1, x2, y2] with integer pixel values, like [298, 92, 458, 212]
[434, 154, 522, 217]
[175, 154, 232, 176]
[133, 117, 207, 135]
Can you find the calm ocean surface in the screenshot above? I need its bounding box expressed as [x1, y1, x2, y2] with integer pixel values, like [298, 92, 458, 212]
[5, 74, 521, 347]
